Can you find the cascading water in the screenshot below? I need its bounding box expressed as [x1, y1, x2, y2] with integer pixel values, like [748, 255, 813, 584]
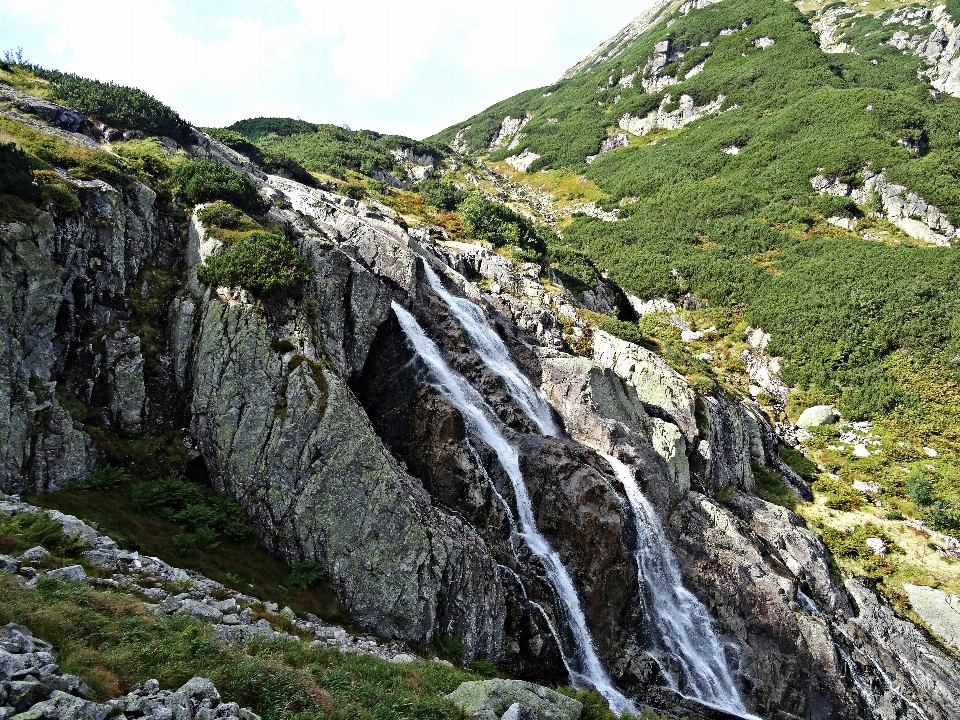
[391, 301, 636, 716]
[604, 454, 754, 719]
[422, 263, 560, 437]
[799, 590, 930, 720]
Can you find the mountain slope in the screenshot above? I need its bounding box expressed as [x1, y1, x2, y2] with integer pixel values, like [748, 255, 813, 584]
[2, 7, 960, 720]
[429, 0, 960, 603]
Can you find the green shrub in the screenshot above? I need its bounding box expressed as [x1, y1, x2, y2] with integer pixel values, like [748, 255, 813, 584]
[416, 178, 466, 211]
[777, 446, 819, 481]
[36, 69, 191, 141]
[197, 232, 310, 296]
[197, 200, 245, 229]
[547, 243, 599, 293]
[0, 141, 40, 201]
[111, 138, 186, 189]
[906, 474, 935, 507]
[172, 160, 267, 213]
[341, 182, 366, 200]
[0, 511, 88, 557]
[229, 118, 443, 182]
[458, 194, 552, 259]
[925, 499, 960, 533]
[172, 532, 197, 556]
[469, 659, 499, 678]
[75, 465, 127, 491]
[435, 635, 465, 666]
[131, 476, 253, 544]
[753, 463, 797, 510]
[287, 560, 326, 590]
[813, 477, 863, 511]
[599, 320, 646, 346]
[132, 477, 206, 513]
[948, 0, 960, 24]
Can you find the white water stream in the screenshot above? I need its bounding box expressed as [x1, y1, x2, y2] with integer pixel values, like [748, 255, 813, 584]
[604, 454, 753, 718]
[416, 267, 752, 717]
[391, 301, 636, 716]
[422, 263, 560, 437]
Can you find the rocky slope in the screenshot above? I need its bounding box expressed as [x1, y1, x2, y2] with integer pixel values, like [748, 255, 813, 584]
[1, 63, 959, 720]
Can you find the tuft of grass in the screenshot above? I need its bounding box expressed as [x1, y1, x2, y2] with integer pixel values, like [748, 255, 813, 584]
[0, 511, 89, 558]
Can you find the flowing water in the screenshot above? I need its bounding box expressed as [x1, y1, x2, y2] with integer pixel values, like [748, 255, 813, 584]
[604, 454, 753, 718]
[392, 301, 636, 716]
[799, 589, 929, 719]
[422, 263, 560, 437]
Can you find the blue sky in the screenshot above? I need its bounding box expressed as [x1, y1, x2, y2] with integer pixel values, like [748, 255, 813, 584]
[1, 0, 654, 139]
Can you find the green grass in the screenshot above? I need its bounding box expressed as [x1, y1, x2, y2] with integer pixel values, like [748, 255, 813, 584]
[753, 463, 799, 511]
[25, 481, 350, 627]
[0, 574, 477, 720]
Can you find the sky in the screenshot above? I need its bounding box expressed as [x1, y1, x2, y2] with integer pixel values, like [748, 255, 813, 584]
[0, 0, 655, 140]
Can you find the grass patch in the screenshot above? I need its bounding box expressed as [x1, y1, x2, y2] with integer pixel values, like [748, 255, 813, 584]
[752, 463, 798, 511]
[197, 231, 311, 297]
[0, 575, 477, 719]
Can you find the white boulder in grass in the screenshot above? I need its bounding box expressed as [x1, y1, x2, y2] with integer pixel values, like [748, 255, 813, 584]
[796, 405, 839, 428]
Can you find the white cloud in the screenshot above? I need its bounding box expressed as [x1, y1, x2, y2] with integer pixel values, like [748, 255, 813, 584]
[295, 0, 451, 99]
[1, 0, 653, 135]
[292, 0, 567, 98]
[456, 1, 561, 77]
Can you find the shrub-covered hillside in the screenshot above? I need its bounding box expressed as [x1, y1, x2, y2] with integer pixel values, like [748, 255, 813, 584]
[430, 0, 960, 412]
[224, 118, 446, 182]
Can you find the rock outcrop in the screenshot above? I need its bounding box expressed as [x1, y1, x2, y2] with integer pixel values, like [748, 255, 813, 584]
[445, 679, 582, 720]
[811, 169, 959, 246]
[619, 93, 726, 137]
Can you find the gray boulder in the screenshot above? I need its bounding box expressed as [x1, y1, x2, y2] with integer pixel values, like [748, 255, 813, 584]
[445, 680, 582, 720]
[14, 690, 111, 720]
[45, 566, 86, 584]
[18, 549, 50, 567]
[796, 405, 839, 428]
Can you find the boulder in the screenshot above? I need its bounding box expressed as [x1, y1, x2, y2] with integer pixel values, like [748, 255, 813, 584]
[796, 405, 839, 429]
[903, 583, 960, 651]
[18, 548, 50, 567]
[445, 680, 582, 720]
[45, 566, 87, 583]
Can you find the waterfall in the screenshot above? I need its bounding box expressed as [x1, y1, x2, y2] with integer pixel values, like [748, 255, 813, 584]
[392, 301, 636, 716]
[801, 592, 929, 720]
[422, 263, 560, 437]
[604, 454, 753, 718]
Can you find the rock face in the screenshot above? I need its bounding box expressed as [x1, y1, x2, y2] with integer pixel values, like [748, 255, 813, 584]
[619, 93, 725, 137]
[902, 583, 960, 651]
[917, 6, 960, 97]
